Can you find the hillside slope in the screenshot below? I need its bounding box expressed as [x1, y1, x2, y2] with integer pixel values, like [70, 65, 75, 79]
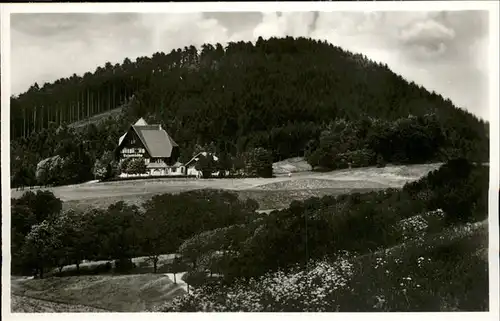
[11, 162, 442, 212]
[67, 107, 123, 129]
[11, 294, 108, 313]
[11, 274, 186, 312]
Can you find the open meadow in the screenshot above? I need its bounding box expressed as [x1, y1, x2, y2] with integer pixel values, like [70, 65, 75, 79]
[11, 161, 443, 212]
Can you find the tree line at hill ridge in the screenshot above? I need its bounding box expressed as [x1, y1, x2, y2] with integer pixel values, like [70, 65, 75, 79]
[10, 36, 489, 188]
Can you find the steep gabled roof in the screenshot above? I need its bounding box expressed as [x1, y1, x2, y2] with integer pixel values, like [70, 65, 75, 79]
[118, 118, 178, 158]
[118, 132, 127, 146]
[133, 125, 178, 158]
[135, 117, 148, 126]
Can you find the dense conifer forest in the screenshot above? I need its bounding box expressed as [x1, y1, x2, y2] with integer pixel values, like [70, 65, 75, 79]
[10, 36, 489, 187]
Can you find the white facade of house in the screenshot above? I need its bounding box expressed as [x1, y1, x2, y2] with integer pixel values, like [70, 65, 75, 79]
[184, 152, 229, 178]
[116, 121, 231, 179]
[185, 167, 229, 178]
[119, 173, 150, 178]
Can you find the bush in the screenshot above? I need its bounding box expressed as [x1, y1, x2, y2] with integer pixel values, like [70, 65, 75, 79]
[165, 256, 356, 312]
[119, 158, 132, 173]
[376, 154, 386, 168]
[183, 271, 211, 288]
[337, 149, 376, 168]
[162, 260, 189, 274]
[165, 227, 488, 312]
[244, 147, 273, 178]
[36, 155, 65, 186]
[115, 258, 136, 273]
[93, 151, 117, 180]
[125, 158, 147, 175]
[423, 209, 446, 233]
[94, 262, 113, 274]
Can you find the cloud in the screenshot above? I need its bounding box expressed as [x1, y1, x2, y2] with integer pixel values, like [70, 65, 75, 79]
[252, 12, 319, 39]
[9, 11, 490, 120]
[306, 11, 489, 118]
[398, 19, 456, 57]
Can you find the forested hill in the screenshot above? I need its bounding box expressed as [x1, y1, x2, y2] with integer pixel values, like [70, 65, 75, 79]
[10, 37, 488, 187]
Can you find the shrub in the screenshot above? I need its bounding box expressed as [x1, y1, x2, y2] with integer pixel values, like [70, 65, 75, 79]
[244, 147, 273, 178]
[93, 151, 116, 180]
[423, 209, 446, 233]
[163, 255, 355, 312]
[36, 155, 65, 186]
[115, 258, 136, 273]
[125, 158, 147, 174]
[376, 154, 386, 168]
[183, 271, 211, 288]
[337, 149, 376, 168]
[396, 215, 428, 241]
[163, 225, 487, 312]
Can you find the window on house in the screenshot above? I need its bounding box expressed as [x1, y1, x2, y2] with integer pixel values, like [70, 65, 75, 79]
[131, 139, 136, 144]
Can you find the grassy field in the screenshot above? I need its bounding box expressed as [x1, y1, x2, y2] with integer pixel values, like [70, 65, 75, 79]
[11, 161, 443, 212]
[11, 273, 186, 312]
[11, 294, 109, 312]
[47, 254, 188, 291]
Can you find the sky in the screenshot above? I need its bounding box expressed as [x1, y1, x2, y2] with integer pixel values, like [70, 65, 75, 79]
[9, 10, 491, 120]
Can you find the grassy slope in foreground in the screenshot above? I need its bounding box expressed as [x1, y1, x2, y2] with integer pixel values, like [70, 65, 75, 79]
[11, 294, 108, 313]
[11, 274, 186, 313]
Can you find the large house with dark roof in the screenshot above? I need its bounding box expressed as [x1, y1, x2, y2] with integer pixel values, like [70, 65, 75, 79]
[115, 118, 183, 176]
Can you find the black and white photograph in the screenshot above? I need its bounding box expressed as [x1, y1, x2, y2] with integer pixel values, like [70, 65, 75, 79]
[1, 1, 499, 317]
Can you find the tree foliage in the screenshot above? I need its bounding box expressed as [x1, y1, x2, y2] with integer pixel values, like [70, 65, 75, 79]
[22, 220, 61, 279]
[194, 153, 218, 178]
[169, 160, 488, 282]
[124, 157, 147, 175]
[243, 147, 273, 178]
[93, 151, 117, 180]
